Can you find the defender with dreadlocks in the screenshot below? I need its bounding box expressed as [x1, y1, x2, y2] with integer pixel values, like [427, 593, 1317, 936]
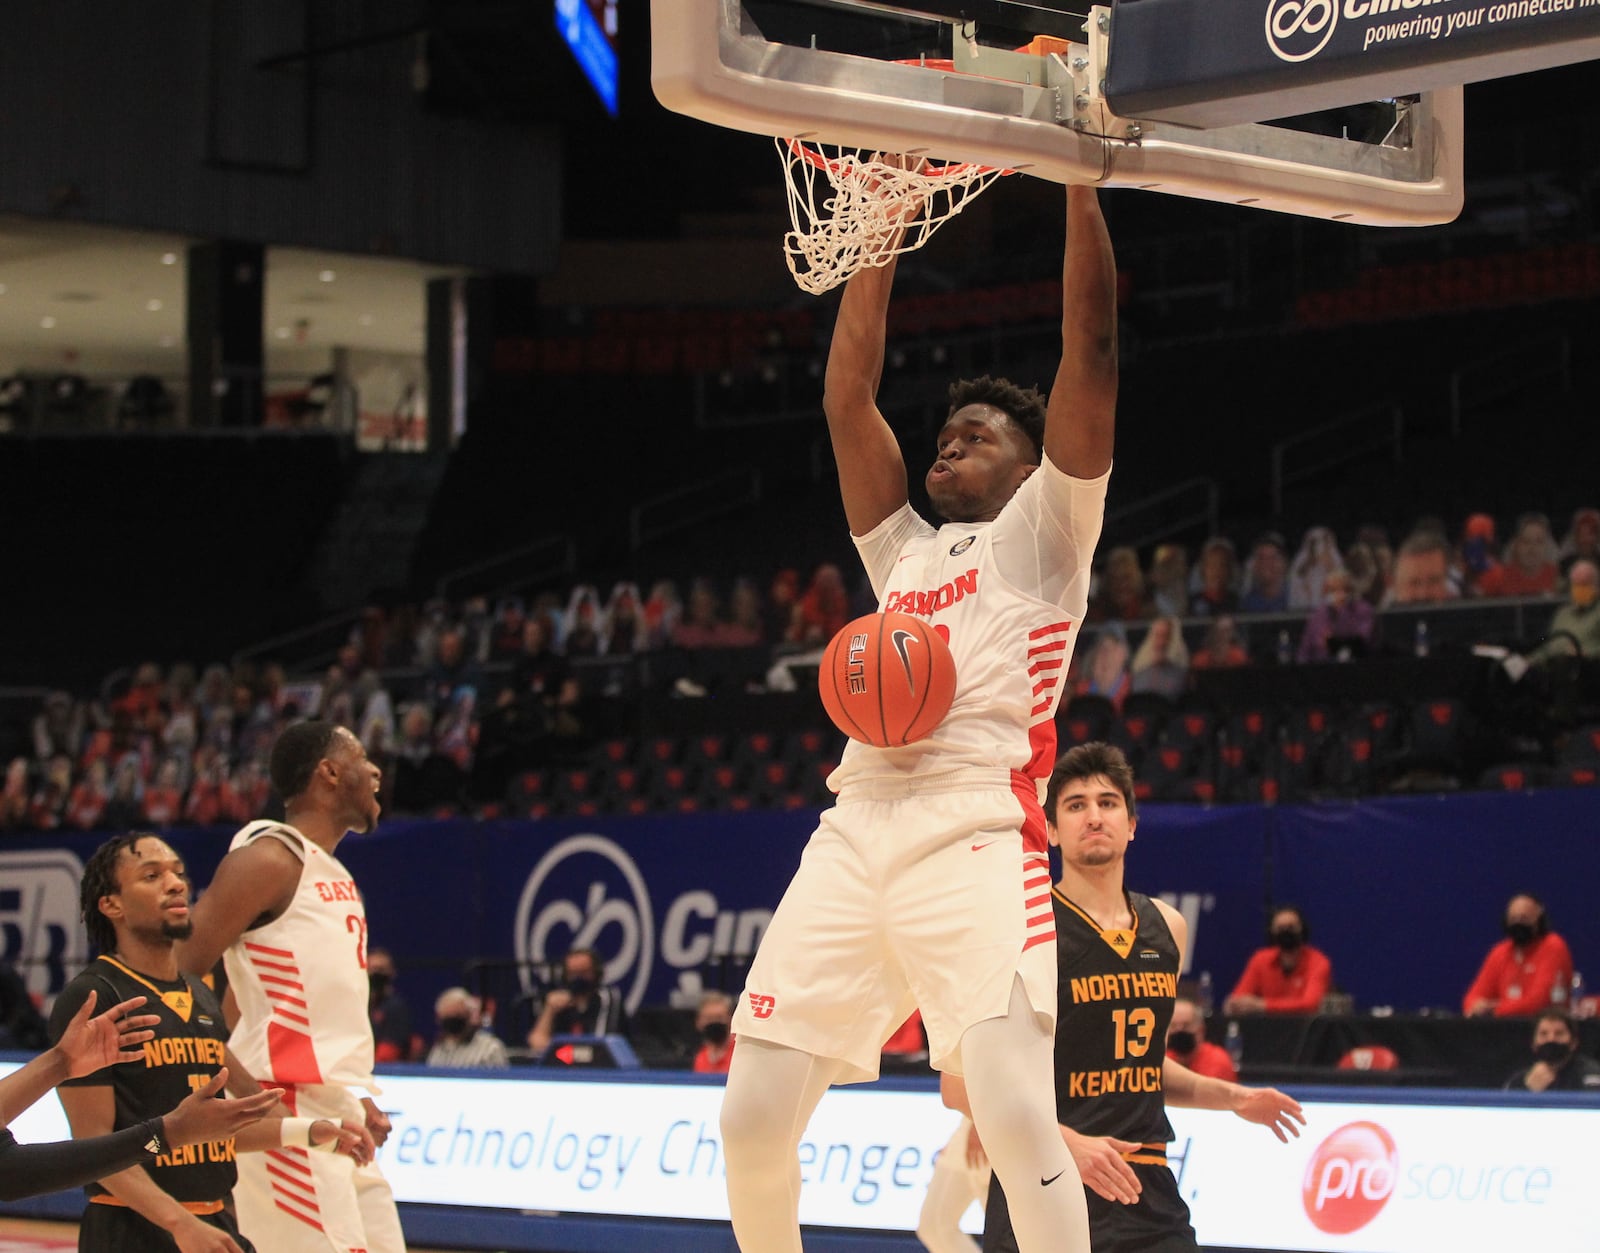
[49, 834, 370, 1253]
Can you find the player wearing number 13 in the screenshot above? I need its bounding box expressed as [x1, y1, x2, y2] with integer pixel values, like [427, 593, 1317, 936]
[178, 723, 405, 1253]
[979, 744, 1305, 1253]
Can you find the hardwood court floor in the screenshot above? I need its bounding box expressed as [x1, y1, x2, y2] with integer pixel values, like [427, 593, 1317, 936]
[0, 1216, 483, 1252]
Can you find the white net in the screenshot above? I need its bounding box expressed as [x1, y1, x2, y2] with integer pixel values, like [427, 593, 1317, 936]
[777, 138, 1009, 295]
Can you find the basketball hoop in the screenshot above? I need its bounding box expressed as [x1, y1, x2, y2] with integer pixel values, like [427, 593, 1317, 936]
[777, 60, 1011, 295]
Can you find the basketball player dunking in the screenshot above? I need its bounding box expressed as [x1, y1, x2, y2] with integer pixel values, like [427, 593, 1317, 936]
[178, 723, 406, 1253]
[721, 184, 1117, 1252]
[971, 743, 1304, 1253]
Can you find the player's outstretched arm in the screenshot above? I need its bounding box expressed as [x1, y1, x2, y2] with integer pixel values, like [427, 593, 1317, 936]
[1162, 1059, 1305, 1143]
[1, 992, 156, 1127]
[175, 838, 301, 978]
[1042, 185, 1118, 480]
[821, 199, 913, 536]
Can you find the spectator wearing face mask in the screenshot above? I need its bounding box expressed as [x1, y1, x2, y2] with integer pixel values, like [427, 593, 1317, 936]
[367, 948, 416, 1063]
[1165, 997, 1236, 1082]
[1505, 1010, 1600, 1092]
[527, 948, 629, 1054]
[692, 991, 736, 1075]
[1464, 893, 1573, 1018]
[1224, 907, 1333, 1015]
[427, 988, 508, 1070]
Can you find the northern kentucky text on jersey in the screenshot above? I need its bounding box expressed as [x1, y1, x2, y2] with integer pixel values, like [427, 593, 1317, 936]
[1069, 971, 1179, 1004]
[882, 570, 978, 616]
[142, 1035, 227, 1068]
[1067, 1066, 1164, 1098]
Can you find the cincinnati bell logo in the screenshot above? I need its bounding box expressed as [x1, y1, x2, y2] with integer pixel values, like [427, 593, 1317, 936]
[1302, 1120, 1397, 1234]
[1265, 0, 1338, 63]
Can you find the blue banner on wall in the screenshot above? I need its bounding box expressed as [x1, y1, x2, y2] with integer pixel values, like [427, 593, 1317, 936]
[3, 789, 1597, 1024]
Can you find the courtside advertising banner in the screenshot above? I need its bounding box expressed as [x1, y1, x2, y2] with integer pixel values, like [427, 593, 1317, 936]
[5, 1062, 1597, 1245]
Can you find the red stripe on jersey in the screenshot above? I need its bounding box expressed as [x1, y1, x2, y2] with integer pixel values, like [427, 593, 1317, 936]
[1022, 931, 1056, 952]
[267, 990, 309, 1009]
[266, 1020, 324, 1084]
[266, 1149, 311, 1177]
[1009, 771, 1048, 856]
[244, 941, 295, 958]
[267, 1162, 318, 1200]
[1027, 659, 1064, 675]
[1025, 893, 1051, 909]
[1028, 621, 1073, 640]
[274, 1199, 327, 1232]
[1024, 875, 1051, 890]
[274, 1008, 312, 1027]
[261, 975, 306, 991]
[1026, 911, 1053, 927]
[249, 957, 300, 975]
[1031, 678, 1058, 697]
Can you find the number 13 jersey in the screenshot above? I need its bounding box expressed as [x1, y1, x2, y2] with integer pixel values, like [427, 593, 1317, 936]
[1052, 889, 1179, 1145]
[222, 820, 377, 1091]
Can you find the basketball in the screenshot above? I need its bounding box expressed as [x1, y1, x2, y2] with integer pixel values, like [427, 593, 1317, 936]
[818, 612, 957, 748]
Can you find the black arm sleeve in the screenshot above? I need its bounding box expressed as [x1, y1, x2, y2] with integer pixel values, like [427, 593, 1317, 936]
[0, 1118, 162, 1202]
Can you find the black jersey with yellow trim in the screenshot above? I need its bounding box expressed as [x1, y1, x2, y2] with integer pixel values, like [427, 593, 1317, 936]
[1052, 888, 1180, 1146]
[48, 955, 239, 1204]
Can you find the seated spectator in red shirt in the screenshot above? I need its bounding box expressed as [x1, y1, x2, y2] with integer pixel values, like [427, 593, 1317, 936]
[113, 662, 165, 727]
[672, 578, 725, 649]
[642, 580, 683, 649]
[220, 759, 270, 824]
[183, 749, 227, 825]
[26, 754, 72, 831]
[790, 563, 850, 648]
[1464, 893, 1573, 1018]
[1478, 512, 1560, 598]
[1190, 537, 1240, 617]
[1091, 546, 1153, 622]
[715, 578, 765, 648]
[1225, 907, 1332, 1015]
[65, 760, 110, 831]
[1455, 513, 1500, 596]
[1191, 616, 1250, 670]
[1558, 506, 1600, 579]
[692, 991, 736, 1075]
[140, 759, 184, 828]
[1297, 570, 1376, 662]
[1166, 997, 1236, 1082]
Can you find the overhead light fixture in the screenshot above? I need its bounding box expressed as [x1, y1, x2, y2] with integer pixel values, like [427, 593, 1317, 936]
[159, 336, 175, 348]
[274, 326, 291, 339]
[161, 252, 178, 266]
[146, 299, 163, 312]
[359, 313, 374, 326]
[318, 269, 336, 283]
[40, 315, 57, 329]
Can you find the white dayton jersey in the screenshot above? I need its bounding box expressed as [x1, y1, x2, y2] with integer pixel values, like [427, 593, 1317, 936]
[222, 820, 376, 1090]
[836, 457, 1108, 850]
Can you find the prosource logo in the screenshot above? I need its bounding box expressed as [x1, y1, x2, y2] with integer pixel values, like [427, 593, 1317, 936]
[1266, 0, 1339, 62]
[1302, 1120, 1398, 1234]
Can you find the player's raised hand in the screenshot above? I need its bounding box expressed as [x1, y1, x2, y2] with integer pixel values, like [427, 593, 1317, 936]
[1060, 1126, 1142, 1205]
[163, 1069, 281, 1148]
[1232, 1086, 1306, 1142]
[361, 1096, 392, 1148]
[55, 991, 160, 1077]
